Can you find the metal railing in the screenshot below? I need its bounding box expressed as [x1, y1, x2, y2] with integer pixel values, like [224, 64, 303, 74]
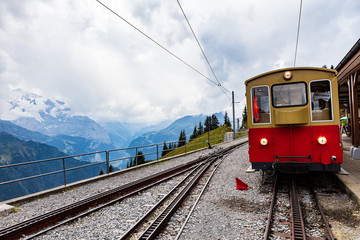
[0, 133, 233, 201]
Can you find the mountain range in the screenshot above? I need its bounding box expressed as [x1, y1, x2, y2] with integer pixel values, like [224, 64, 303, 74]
[8, 89, 111, 143]
[0, 88, 228, 200]
[3, 89, 226, 156]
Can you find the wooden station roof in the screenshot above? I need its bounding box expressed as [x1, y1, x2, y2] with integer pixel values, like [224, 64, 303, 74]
[336, 38, 360, 105]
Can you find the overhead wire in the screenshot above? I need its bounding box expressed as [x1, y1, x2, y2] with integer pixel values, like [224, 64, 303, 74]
[293, 0, 303, 67]
[96, 0, 243, 101]
[176, 1, 221, 86]
[96, 0, 219, 87]
[176, 0, 233, 100]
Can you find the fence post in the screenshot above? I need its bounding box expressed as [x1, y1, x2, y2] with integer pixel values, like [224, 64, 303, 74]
[106, 151, 109, 174]
[135, 147, 138, 166]
[157, 144, 159, 160]
[62, 158, 67, 186]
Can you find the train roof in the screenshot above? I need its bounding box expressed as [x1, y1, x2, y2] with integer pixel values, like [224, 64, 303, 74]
[244, 67, 338, 86]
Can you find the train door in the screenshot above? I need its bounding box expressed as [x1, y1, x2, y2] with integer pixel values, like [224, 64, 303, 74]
[251, 86, 271, 124]
[248, 86, 274, 164]
[271, 82, 311, 163]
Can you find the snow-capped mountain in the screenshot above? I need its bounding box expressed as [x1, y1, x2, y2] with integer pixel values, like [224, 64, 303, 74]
[6, 88, 111, 144]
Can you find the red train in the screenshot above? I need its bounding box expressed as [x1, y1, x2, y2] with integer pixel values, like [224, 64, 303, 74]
[245, 67, 343, 173]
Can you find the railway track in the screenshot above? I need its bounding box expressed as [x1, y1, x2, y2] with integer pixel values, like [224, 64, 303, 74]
[120, 149, 233, 240]
[264, 174, 335, 240]
[0, 142, 245, 239]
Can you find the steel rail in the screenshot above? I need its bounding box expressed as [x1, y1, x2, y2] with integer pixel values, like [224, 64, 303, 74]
[139, 160, 213, 240]
[119, 161, 208, 240]
[138, 146, 240, 240]
[290, 177, 307, 240]
[265, 174, 335, 240]
[25, 164, 202, 240]
[263, 174, 278, 240]
[309, 185, 336, 240]
[175, 150, 230, 240]
[0, 154, 212, 240]
[122, 144, 241, 239]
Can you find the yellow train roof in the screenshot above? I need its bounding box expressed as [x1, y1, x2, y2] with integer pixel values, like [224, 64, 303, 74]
[244, 67, 337, 86]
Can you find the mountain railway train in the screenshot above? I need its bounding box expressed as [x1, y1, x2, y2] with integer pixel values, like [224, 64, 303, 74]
[245, 67, 343, 173]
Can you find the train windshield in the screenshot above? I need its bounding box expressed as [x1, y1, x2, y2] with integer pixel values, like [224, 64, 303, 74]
[272, 83, 307, 107]
[310, 80, 332, 121]
[252, 86, 270, 124]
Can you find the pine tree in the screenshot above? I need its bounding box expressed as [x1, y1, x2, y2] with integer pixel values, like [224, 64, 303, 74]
[99, 169, 104, 175]
[162, 141, 168, 157]
[109, 165, 114, 173]
[177, 129, 186, 147]
[198, 122, 204, 135]
[167, 142, 174, 155]
[127, 158, 133, 168]
[204, 116, 211, 132]
[177, 130, 182, 147]
[135, 151, 145, 165]
[240, 105, 248, 130]
[211, 114, 219, 130]
[224, 111, 231, 128]
[190, 125, 198, 141]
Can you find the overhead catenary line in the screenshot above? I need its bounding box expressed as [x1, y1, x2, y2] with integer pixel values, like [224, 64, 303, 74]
[176, 1, 221, 86]
[96, 0, 241, 101]
[176, 0, 232, 100]
[176, 1, 245, 101]
[96, 0, 218, 86]
[293, 0, 303, 67]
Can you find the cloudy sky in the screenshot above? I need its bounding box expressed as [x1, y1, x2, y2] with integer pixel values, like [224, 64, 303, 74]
[0, 0, 359, 125]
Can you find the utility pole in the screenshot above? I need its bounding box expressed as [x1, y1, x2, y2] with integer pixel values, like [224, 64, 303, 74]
[232, 91, 236, 140]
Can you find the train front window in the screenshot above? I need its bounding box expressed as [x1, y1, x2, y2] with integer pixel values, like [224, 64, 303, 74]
[272, 83, 307, 107]
[310, 80, 332, 121]
[252, 86, 270, 124]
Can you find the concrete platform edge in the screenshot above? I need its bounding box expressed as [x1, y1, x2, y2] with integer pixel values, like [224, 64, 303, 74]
[0, 204, 15, 216]
[336, 174, 360, 207]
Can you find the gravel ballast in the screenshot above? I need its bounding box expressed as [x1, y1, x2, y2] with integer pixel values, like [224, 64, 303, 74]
[178, 140, 268, 240]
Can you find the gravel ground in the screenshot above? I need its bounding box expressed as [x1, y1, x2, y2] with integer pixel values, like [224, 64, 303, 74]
[0, 138, 247, 230]
[35, 172, 191, 239]
[317, 187, 360, 239]
[178, 141, 269, 240]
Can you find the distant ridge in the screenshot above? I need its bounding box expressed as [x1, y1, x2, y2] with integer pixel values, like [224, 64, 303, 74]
[0, 120, 116, 162]
[127, 113, 224, 156]
[0, 132, 104, 201]
[5, 88, 111, 144]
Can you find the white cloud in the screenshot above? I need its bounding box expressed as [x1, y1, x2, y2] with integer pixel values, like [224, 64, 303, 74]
[0, 0, 359, 124]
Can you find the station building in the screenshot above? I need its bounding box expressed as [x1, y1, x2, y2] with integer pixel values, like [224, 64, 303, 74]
[336, 38, 360, 159]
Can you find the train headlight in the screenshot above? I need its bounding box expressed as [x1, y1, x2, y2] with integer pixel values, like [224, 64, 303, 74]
[283, 71, 292, 80]
[318, 137, 327, 145]
[260, 138, 268, 146]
